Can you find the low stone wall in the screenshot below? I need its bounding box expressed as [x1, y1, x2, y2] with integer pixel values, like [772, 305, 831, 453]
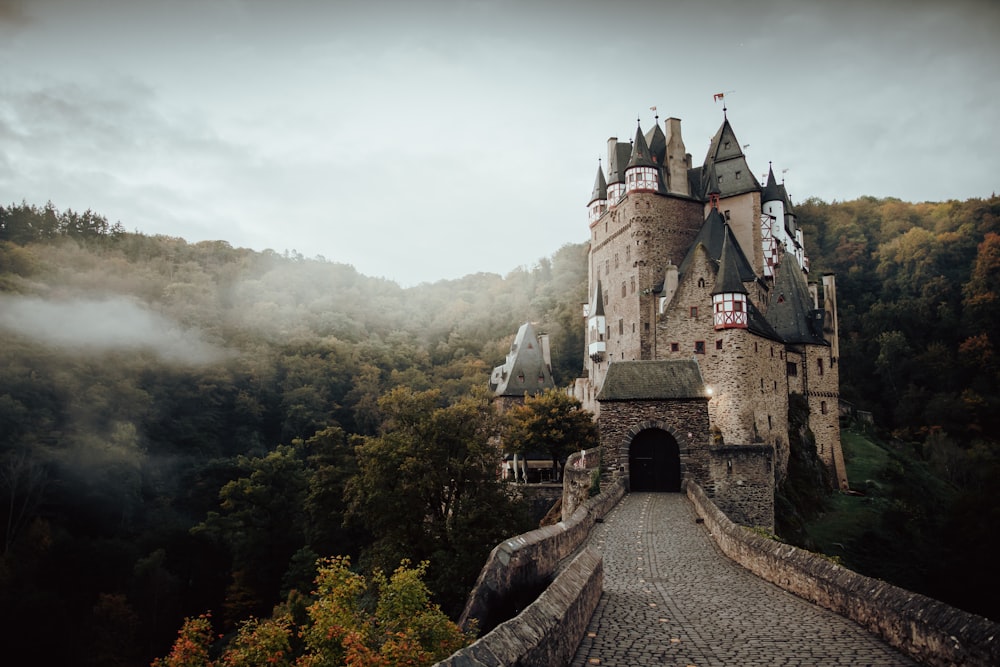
[457, 476, 626, 635]
[706, 444, 774, 530]
[436, 548, 603, 667]
[686, 480, 1000, 667]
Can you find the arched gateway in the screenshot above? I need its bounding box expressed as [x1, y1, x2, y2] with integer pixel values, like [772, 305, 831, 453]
[628, 428, 681, 491]
[595, 360, 711, 493]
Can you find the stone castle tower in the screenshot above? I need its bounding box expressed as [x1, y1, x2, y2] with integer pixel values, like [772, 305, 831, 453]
[572, 110, 847, 524]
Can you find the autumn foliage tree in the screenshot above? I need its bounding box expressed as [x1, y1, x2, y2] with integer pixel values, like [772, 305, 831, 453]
[152, 557, 471, 667]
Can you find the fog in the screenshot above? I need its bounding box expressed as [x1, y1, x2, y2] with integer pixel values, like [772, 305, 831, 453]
[0, 294, 231, 365]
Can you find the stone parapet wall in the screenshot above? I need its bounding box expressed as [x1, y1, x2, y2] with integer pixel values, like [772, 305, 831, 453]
[457, 477, 626, 634]
[435, 548, 603, 667]
[686, 480, 1000, 667]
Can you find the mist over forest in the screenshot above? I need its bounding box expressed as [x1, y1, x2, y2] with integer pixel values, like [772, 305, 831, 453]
[2, 195, 999, 665]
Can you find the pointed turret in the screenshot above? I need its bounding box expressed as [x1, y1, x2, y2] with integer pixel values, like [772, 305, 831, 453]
[588, 163, 608, 223]
[625, 122, 657, 193]
[712, 232, 749, 330]
[761, 164, 783, 204]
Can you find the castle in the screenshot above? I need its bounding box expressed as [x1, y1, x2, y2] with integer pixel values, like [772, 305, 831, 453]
[569, 109, 847, 525]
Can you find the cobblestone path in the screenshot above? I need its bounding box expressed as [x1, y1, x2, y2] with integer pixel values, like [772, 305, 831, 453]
[570, 493, 918, 667]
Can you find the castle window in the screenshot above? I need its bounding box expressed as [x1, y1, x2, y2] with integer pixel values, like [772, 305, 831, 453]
[716, 339, 722, 350]
[768, 415, 772, 429]
[774, 381, 778, 391]
[621, 282, 627, 297]
[817, 358, 824, 375]
[626, 246, 630, 261]
[760, 379, 764, 389]
[604, 292, 609, 306]
[786, 362, 798, 376]
[724, 209, 731, 221]
[736, 170, 741, 180]
[694, 341, 706, 354]
[632, 322, 635, 333]
[771, 346, 774, 357]
[821, 401, 828, 415]
[698, 277, 706, 288]
[630, 277, 635, 293]
[671, 342, 679, 352]
[724, 140, 731, 150]
[618, 319, 623, 335]
[644, 322, 650, 332]
[615, 253, 619, 268]
[754, 342, 758, 352]
[690, 306, 698, 318]
[605, 259, 610, 275]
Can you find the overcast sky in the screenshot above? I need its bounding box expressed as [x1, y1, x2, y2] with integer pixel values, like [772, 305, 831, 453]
[1, 0, 997, 286]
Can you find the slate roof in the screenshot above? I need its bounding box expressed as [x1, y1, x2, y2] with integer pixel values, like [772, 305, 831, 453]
[645, 122, 666, 166]
[698, 117, 761, 198]
[762, 165, 783, 204]
[712, 233, 748, 295]
[678, 209, 757, 283]
[597, 360, 708, 401]
[589, 163, 607, 205]
[626, 123, 656, 169]
[765, 260, 828, 346]
[490, 322, 556, 396]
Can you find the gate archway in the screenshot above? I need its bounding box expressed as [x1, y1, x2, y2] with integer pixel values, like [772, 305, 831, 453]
[628, 428, 681, 492]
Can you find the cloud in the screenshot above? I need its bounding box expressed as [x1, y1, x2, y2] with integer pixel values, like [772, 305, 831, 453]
[0, 294, 231, 365]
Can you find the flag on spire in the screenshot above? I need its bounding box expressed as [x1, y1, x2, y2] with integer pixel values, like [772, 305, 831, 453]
[713, 92, 725, 102]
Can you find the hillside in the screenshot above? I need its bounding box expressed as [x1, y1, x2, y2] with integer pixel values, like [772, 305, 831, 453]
[2, 194, 1000, 664]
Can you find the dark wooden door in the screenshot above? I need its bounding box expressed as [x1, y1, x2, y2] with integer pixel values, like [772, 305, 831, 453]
[629, 429, 681, 491]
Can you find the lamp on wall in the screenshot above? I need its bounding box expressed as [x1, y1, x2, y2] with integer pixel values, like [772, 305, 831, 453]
[705, 385, 714, 397]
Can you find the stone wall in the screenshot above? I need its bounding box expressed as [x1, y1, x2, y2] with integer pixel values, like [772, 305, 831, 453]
[597, 399, 710, 488]
[435, 548, 602, 667]
[457, 477, 626, 634]
[686, 480, 1000, 667]
[707, 445, 774, 530]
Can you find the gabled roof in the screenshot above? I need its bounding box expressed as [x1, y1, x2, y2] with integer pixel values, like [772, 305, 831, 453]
[704, 117, 746, 164]
[490, 322, 556, 396]
[746, 301, 783, 341]
[712, 233, 748, 295]
[765, 260, 827, 346]
[699, 117, 761, 198]
[626, 123, 656, 169]
[597, 360, 707, 401]
[589, 164, 607, 205]
[678, 209, 757, 283]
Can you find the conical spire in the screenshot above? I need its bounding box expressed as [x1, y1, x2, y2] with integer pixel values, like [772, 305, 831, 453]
[761, 163, 783, 204]
[627, 122, 656, 169]
[713, 232, 749, 296]
[589, 162, 607, 205]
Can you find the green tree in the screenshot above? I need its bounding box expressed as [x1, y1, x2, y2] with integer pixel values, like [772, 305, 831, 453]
[504, 389, 599, 478]
[345, 387, 530, 616]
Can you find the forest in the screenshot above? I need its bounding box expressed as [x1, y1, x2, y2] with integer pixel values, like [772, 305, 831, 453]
[1, 194, 999, 665]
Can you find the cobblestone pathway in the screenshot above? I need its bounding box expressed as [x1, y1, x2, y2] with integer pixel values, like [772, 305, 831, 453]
[570, 493, 918, 667]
